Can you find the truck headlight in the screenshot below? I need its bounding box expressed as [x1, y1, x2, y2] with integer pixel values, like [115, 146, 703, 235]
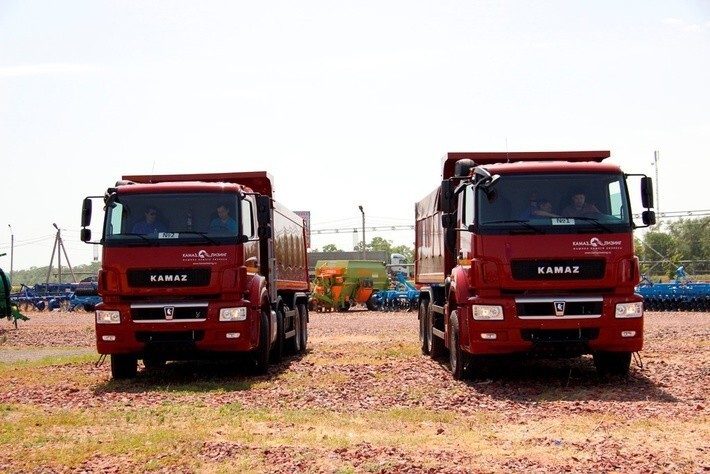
[472, 305, 504, 320]
[615, 302, 643, 318]
[96, 310, 121, 324]
[220, 307, 248, 321]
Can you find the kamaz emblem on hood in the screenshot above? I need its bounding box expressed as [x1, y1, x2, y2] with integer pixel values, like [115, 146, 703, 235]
[537, 266, 580, 275]
[150, 274, 188, 282]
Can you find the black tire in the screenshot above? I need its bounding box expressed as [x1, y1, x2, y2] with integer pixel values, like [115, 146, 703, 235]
[338, 301, 350, 312]
[110, 354, 137, 380]
[449, 311, 469, 380]
[594, 351, 632, 376]
[289, 306, 302, 354]
[252, 309, 271, 374]
[366, 293, 377, 311]
[419, 300, 429, 355]
[427, 306, 445, 359]
[269, 308, 284, 364]
[297, 303, 308, 352]
[143, 356, 166, 370]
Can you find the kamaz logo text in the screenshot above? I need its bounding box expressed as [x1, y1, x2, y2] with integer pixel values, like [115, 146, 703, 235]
[150, 274, 188, 282]
[182, 250, 228, 258]
[573, 237, 623, 248]
[537, 266, 580, 275]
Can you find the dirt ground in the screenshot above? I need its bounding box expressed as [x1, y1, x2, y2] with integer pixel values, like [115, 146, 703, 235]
[0, 309, 708, 473]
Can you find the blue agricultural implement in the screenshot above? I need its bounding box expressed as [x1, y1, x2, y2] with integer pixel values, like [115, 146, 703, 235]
[10, 280, 101, 313]
[636, 266, 710, 312]
[371, 272, 421, 312]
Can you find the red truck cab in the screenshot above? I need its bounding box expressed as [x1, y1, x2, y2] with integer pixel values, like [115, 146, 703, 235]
[415, 151, 656, 379]
[81, 172, 310, 379]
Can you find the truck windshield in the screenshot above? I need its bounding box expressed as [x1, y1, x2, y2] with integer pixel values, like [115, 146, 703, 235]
[473, 173, 632, 234]
[103, 192, 244, 245]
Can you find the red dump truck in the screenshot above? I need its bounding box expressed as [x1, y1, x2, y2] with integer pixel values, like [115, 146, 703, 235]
[81, 171, 310, 379]
[415, 151, 656, 379]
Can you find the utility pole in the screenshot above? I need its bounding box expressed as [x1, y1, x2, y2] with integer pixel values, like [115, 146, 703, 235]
[653, 151, 661, 224]
[358, 205, 366, 260]
[46, 223, 77, 286]
[7, 224, 13, 282]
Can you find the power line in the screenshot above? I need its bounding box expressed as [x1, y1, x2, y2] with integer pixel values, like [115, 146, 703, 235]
[311, 224, 414, 235]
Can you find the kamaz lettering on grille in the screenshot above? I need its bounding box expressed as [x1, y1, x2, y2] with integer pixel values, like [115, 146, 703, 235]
[537, 266, 580, 275]
[150, 274, 188, 282]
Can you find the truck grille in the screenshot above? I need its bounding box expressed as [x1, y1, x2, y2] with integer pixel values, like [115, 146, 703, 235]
[516, 296, 603, 319]
[131, 302, 208, 322]
[511, 259, 605, 280]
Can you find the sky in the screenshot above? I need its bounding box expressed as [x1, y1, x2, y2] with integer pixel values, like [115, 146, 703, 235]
[1, 0, 708, 273]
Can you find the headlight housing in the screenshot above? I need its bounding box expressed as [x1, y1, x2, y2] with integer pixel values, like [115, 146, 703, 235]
[615, 302, 643, 318]
[472, 305, 504, 320]
[219, 307, 248, 321]
[96, 310, 121, 324]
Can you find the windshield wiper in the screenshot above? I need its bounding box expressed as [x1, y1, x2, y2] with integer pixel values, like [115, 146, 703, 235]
[123, 233, 155, 245]
[479, 220, 546, 235]
[179, 231, 219, 245]
[569, 216, 614, 233]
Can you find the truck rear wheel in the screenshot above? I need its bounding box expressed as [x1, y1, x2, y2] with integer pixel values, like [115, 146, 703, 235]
[269, 307, 285, 364]
[297, 303, 308, 352]
[427, 307, 445, 359]
[110, 354, 137, 380]
[289, 306, 302, 354]
[593, 351, 632, 376]
[418, 300, 429, 355]
[449, 311, 469, 380]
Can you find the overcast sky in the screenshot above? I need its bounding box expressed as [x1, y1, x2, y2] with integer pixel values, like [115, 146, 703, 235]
[1, 0, 708, 272]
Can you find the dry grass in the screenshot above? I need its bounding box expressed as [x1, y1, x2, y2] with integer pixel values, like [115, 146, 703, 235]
[0, 311, 708, 472]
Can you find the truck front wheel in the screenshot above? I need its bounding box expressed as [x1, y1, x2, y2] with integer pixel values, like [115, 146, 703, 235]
[252, 309, 271, 374]
[593, 351, 632, 376]
[449, 311, 469, 380]
[110, 354, 137, 380]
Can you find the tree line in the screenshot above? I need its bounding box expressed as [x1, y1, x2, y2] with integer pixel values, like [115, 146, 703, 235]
[635, 217, 709, 281]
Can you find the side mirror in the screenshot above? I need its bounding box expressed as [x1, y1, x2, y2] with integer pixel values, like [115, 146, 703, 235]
[641, 177, 654, 209]
[441, 213, 456, 228]
[80, 228, 92, 242]
[256, 195, 271, 226]
[642, 210, 656, 226]
[440, 180, 455, 214]
[81, 198, 92, 227]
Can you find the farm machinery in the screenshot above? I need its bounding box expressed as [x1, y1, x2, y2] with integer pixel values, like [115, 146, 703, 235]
[309, 260, 389, 312]
[636, 266, 710, 312]
[370, 272, 421, 312]
[10, 280, 100, 313]
[1, 268, 29, 328]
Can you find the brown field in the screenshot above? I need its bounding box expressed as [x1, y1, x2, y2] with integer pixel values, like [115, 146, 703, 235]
[0, 309, 708, 473]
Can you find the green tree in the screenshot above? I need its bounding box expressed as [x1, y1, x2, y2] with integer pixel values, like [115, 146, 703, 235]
[639, 217, 710, 279]
[320, 244, 342, 252]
